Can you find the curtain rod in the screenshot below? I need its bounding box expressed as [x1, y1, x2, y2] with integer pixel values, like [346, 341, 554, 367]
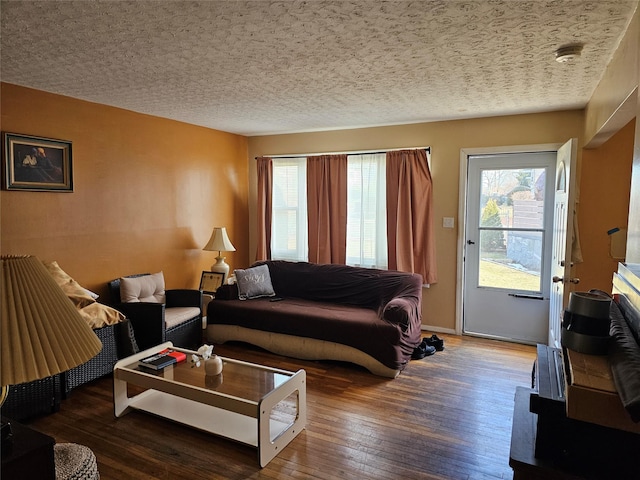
[255, 146, 430, 160]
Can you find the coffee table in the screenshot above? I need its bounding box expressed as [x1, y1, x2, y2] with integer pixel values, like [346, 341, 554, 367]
[113, 342, 306, 467]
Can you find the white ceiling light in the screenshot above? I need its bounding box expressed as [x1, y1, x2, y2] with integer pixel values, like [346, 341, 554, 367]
[555, 44, 584, 63]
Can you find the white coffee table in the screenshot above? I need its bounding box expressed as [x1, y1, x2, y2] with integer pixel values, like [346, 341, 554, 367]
[113, 342, 306, 467]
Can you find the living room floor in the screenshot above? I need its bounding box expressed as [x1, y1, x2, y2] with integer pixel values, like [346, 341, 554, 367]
[29, 334, 536, 479]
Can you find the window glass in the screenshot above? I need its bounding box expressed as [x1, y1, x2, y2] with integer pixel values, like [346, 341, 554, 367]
[477, 167, 546, 293]
[271, 158, 307, 261]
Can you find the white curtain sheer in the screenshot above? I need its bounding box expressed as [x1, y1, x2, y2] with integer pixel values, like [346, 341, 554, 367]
[271, 158, 308, 261]
[346, 153, 387, 268]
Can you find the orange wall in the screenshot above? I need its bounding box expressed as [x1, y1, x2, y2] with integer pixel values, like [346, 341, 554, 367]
[577, 120, 636, 291]
[0, 83, 249, 298]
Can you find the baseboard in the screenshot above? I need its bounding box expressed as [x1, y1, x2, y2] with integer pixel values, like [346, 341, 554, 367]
[421, 325, 457, 335]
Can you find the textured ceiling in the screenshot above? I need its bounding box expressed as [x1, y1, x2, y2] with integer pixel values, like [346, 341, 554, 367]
[1, 0, 637, 136]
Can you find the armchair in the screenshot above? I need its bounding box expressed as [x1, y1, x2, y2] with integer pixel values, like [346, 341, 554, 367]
[108, 272, 202, 351]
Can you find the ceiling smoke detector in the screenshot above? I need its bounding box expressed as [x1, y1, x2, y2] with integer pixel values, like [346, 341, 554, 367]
[555, 45, 583, 63]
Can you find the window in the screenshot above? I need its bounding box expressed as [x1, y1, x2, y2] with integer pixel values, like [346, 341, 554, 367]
[346, 153, 387, 268]
[477, 166, 547, 293]
[271, 158, 307, 261]
[271, 153, 387, 268]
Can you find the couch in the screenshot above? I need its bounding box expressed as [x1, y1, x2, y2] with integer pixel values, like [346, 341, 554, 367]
[206, 260, 423, 378]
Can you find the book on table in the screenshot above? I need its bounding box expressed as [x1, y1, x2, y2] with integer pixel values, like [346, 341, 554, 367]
[139, 349, 187, 370]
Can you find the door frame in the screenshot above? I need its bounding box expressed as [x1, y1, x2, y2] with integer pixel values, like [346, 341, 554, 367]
[455, 143, 563, 335]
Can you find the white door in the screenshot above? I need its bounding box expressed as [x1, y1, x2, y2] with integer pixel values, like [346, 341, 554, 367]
[463, 151, 556, 344]
[548, 139, 579, 347]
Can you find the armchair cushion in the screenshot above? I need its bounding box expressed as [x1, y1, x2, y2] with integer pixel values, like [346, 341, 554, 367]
[120, 272, 166, 303]
[165, 307, 202, 329]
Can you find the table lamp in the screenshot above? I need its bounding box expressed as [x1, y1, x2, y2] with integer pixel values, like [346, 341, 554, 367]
[1, 255, 102, 440]
[203, 227, 236, 278]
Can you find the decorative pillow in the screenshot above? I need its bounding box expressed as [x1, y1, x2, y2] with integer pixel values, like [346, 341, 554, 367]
[234, 264, 276, 300]
[43, 261, 96, 309]
[78, 302, 126, 329]
[42, 260, 125, 328]
[120, 272, 166, 303]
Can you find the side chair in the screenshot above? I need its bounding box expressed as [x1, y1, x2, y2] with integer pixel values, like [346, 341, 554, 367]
[107, 272, 202, 351]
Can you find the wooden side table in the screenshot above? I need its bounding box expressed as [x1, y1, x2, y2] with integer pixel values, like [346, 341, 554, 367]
[1, 418, 55, 480]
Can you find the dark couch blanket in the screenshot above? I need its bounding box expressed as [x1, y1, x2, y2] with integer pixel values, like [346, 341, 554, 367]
[207, 260, 423, 376]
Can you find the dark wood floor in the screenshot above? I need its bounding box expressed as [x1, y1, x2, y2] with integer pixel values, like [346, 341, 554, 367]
[27, 334, 535, 480]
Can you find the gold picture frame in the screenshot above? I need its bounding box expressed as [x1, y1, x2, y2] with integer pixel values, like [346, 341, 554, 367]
[199, 271, 225, 294]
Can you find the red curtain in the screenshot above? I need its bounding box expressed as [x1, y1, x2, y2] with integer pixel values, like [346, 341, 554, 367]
[307, 155, 347, 264]
[386, 149, 437, 284]
[255, 157, 272, 261]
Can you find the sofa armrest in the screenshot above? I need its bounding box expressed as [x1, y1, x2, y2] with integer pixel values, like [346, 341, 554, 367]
[214, 284, 239, 300]
[111, 302, 166, 351]
[166, 289, 202, 308]
[383, 297, 419, 331]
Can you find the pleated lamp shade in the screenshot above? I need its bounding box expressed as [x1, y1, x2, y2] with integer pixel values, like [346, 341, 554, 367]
[1, 255, 102, 389]
[203, 227, 236, 253]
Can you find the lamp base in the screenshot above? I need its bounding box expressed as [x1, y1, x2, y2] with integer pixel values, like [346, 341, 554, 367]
[211, 256, 230, 279]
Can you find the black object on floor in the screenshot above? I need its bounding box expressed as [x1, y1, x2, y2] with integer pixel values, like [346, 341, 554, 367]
[412, 342, 436, 360]
[424, 334, 445, 351]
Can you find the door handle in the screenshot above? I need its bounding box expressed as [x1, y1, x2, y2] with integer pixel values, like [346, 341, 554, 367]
[467, 240, 475, 245]
[509, 293, 544, 300]
[552, 276, 580, 284]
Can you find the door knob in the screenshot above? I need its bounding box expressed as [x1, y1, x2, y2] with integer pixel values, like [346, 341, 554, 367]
[552, 276, 563, 283]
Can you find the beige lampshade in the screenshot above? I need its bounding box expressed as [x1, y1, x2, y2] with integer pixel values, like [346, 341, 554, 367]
[1, 255, 102, 388]
[203, 227, 236, 253]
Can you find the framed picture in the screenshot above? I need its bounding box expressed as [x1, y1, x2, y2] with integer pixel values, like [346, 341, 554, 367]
[2, 132, 73, 192]
[199, 271, 225, 294]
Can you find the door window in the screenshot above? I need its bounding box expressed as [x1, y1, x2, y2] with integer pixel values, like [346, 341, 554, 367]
[477, 167, 547, 293]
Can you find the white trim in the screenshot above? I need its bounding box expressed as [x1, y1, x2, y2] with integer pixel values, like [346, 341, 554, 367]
[456, 143, 563, 336]
[420, 325, 456, 335]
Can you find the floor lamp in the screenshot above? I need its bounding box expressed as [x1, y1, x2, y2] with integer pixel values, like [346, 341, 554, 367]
[1, 255, 102, 442]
